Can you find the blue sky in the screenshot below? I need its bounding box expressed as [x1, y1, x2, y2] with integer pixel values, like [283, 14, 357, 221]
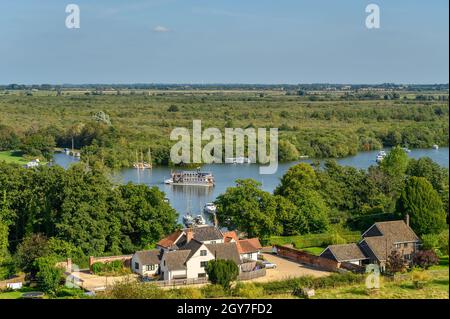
[0, 0, 448, 84]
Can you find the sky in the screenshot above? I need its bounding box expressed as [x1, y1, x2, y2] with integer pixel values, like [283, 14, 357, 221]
[0, 0, 448, 84]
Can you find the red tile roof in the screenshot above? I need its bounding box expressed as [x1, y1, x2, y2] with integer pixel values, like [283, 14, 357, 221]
[157, 230, 183, 248]
[223, 231, 239, 243]
[238, 238, 262, 254]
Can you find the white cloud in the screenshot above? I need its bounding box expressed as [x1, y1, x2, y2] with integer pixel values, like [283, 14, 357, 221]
[153, 25, 171, 33]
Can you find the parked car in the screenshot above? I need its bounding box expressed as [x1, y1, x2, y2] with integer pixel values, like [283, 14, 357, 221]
[262, 261, 277, 269]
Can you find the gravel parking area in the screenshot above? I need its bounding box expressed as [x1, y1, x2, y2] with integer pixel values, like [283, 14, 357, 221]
[249, 253, 331, 283]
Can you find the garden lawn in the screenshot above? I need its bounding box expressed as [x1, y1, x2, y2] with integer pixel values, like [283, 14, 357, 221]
[0, 290, 23, 299]
[301, 247, 326, 256]
[0, 151, 28, 165]
[269, 232, 360, 249]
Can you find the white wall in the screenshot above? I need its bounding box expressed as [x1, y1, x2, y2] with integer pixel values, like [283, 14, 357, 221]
[131, 254, 159, 277]
[240, 252, 259, 262]
[202, 239, 224, 245]
[169, 270, 187, 280]
[185, 244, 215, 279]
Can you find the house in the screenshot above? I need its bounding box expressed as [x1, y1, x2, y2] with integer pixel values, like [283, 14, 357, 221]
[159, 239, 241, 280]
[131, 250, 161, 277]
[320, 243, 368, 266]
[320, 218, 420, 271]
[25, 159, 40, 168]
[223, 231, 262, 261]
[133, 226, 262, 281]
[156, 226, 224, 252]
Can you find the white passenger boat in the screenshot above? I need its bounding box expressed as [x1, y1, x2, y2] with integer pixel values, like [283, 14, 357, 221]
[166, 169, 214, 187]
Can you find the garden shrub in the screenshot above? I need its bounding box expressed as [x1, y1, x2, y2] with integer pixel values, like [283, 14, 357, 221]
[438, 230, 449, 255]
[411, 269, 430, 289]
[167, 287, 202, 299]
[413, 250, 439, 269]
[91, 260, 126, 275]
[421, 234, 440, 252]
[233, 282, 264, 298]
[200, 284, 227, 298]
[258, 272, 363, 295]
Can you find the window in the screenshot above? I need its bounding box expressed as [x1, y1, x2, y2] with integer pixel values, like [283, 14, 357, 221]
[134, 262, 139, 270]
[210, 241, 216, 244]
[146, 265, 156, 271]
[403, 243, 408, 248]
[198, 273, 206, 278]
[200, 250, 207, 256]
[200, 261, 208, 268]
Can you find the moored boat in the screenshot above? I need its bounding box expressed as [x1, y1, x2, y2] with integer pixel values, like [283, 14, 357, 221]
[376, 150, 387, 163]
[183, 213, 195, 227]
[203, 202, 217, 214]
[166, 169, 215, 187]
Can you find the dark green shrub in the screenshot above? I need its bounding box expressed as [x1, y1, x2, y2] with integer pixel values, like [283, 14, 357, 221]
[205, 259, 239, 290]
[91, 262, 105, 274]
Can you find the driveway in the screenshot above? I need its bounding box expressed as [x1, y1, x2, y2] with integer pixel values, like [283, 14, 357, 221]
[249, 253, 331, 283]
[66, 270, 138, 292]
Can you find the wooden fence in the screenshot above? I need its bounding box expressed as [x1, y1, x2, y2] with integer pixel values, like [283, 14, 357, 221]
[151, 268, 267, 287]
[152, 277, 209, 287]
[238, 268, 266, 281]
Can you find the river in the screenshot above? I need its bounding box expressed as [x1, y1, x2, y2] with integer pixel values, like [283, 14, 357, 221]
[54, 147, 449, 217]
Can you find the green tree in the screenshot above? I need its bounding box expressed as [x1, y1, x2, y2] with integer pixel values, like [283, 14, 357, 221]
[275, 163, 319, 197]
[274, 195, 307, 236]
[215, 179, 282, 240]
[0, 221, 8, 263]
[34, 256, 64, 294]
[14, 233, 49, 275]
[275, 163, 329, 233]
[205, 259, 239, 290]
[112, 183, 179, 253]
[380, 146, 409, 196]
[21, 133, 56, 160]
[396, 177, 446, 235]
[278, 140, 300, 162]
[406, 157, 449, 212]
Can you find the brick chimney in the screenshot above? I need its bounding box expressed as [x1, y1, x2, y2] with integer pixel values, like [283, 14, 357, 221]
[186, 229, 194, 243]
[405, 214, 410, 227]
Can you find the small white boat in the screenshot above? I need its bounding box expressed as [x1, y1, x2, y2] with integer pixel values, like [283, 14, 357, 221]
[433, 144, 439, 150]
[225, 157, 251, 164]
[183, 213, 194, 227]
[164, 178, 174, 185]
[376, 150, 387, 163]
[204, 203, 217, 214]
[194, 215, 206, 226]
[402, 147, 411, 153]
